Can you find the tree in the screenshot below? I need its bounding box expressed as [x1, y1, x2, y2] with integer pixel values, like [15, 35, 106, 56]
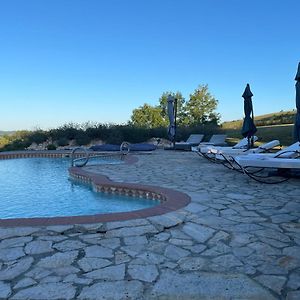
[130, 104, 167, 128]
[158, 91, 188, 125]
[185, 84, 220, 125]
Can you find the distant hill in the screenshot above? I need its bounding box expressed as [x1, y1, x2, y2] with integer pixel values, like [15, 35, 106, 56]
[0, 131, 15, 136]
[222, 110, 296, 129]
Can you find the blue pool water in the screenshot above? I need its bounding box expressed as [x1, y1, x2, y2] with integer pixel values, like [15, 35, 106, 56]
[0, 158, 159, 219]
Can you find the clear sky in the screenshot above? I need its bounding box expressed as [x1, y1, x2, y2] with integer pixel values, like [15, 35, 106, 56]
[0, 0, 299, 131]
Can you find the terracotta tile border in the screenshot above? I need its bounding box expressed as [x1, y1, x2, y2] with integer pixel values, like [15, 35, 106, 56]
[0, 151, 190, 227]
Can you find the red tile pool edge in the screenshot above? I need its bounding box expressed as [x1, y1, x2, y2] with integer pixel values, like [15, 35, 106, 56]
[0, 152, 190, 227]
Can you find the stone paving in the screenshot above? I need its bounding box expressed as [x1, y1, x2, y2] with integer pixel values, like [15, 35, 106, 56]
[0, 150, 299, 299]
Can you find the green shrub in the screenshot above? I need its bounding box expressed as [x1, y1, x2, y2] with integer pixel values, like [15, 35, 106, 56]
[106, 130, 124, 144]
[57, 137, 69, 147]
[47, 144, 57, 150]
[75, 132, 92, 146]
[28, 131, 48, 144]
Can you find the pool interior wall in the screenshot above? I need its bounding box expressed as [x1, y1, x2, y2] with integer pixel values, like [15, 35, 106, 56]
[0, 151, 190, 226]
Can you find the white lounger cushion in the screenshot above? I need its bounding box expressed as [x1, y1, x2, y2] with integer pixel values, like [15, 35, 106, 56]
[176, 134, 204, 146]
[231, 142, 300, 159]
[198, 136, 259, 154]
[235, 155, 300, 169]
[213, 140, 280, 158]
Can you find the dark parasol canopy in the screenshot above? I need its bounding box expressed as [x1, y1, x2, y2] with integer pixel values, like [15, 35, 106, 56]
[294, 62, 300, 142]
[167, 95, 177, 144]
[241, 84, 257, 148]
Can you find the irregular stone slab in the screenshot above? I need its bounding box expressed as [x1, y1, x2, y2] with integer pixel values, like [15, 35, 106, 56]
[150, 270, 276, 299]
[248, 242, 281, 256]
[0, 257, 34, 280]
[170, 229, 191, 240]
[0, 227, 38, 239]
[0, 247, 25, 261]
[147, 240, 167, 253]
[287, 291, 300, 300]
[178, 257, 206, 271]
[137, 252, 166, 264]
[25, 240, 53, 255]
[54, 266, 80, 276]
[207, 231, 230, 245]
[226, 193, 254, 200]
[164, 245, 190, 261]
[121, 244, 145, 257]
[85, 245, 113, 258]
[11, 283, 76, 300]
[233, 247, 255, 257]
[84, 264, 125, 280]
[79, 280, 144, 300]
[0, 236, 32, 249]
[287, 273, 300, 289]
[154, 232, 170, 241]
[254, 229, 291, 243]
[77, 257, 112, 272]
[75, 223, 104, 232]
[37, 251, 78, 269]
[259, 237, 289, 249]
[230, 223, 264, 232]
[105, 219, 149, 230]
[14, 278, 37, 289]
[99, 238, 121, 249]
[235, 265, 257, 275]
[281, 222, 300, 233]
[79, 233, 103, 241]
[183, 244, 207, 254]
[169, 238, 193, 246]
[63, 274, 92, 285]
[128, 264, 159, 282]
[201, 242, 231, 256]
[229, 233, 254, 247]
[25, 267, 52, 280]
[255, 275, 286, 294]
[283, 246, 300, 260]
[115, 251, 131, 265]
[271, 214, 298, 224]
[38, 235, 67, 242]
[0, 281, 11, 298]
[148, 213, 183, 228]
[192, 215, 236, 228]
[182, 223, 215, 243]
[105, 225, 158, 238]
[53, 240, 87, 251]
[40, 276, 62, 283]
[212, 254, 243, 269]
[46, 225, 74, 233]
[257, 263, 288, 275]
[184, 202, 208, 213]
[124, 236, 148, 246]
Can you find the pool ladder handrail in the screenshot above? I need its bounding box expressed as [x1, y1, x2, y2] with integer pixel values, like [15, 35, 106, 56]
[71, 147, 89, 167]
[71, 142, 130, 167]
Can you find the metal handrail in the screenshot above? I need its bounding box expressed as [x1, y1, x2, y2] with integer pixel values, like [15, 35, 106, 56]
[71, 147, 89, 167]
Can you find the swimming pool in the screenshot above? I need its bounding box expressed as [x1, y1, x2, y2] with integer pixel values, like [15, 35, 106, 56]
[0, 157, 159, 219]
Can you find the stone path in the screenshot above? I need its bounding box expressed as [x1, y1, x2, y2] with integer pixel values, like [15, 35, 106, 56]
[0, 150, 299, 299]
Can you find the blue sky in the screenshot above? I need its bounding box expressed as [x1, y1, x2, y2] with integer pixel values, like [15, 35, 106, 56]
[0, 0, 299, 130]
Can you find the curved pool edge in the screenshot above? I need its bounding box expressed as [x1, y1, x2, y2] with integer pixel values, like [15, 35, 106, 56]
[0, 158, 190, 227]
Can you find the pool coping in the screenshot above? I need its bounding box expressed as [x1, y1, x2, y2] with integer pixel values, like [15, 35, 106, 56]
[0, 151, 190, 227]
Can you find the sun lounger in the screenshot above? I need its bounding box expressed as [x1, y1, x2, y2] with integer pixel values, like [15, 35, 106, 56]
[224, 142, 300, 183]
[173, 134, 204, 150]
[213, 140, 280, 159]
[193, 134, 228, 151]
[194, 136, 258, 154]
[235, 155, 300, 169]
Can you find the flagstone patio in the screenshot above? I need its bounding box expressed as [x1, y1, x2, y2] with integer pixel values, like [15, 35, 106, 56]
[0, 150, 299, 299]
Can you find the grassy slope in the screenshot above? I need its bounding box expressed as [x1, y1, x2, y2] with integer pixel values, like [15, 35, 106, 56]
[222, 110, 296, 146]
